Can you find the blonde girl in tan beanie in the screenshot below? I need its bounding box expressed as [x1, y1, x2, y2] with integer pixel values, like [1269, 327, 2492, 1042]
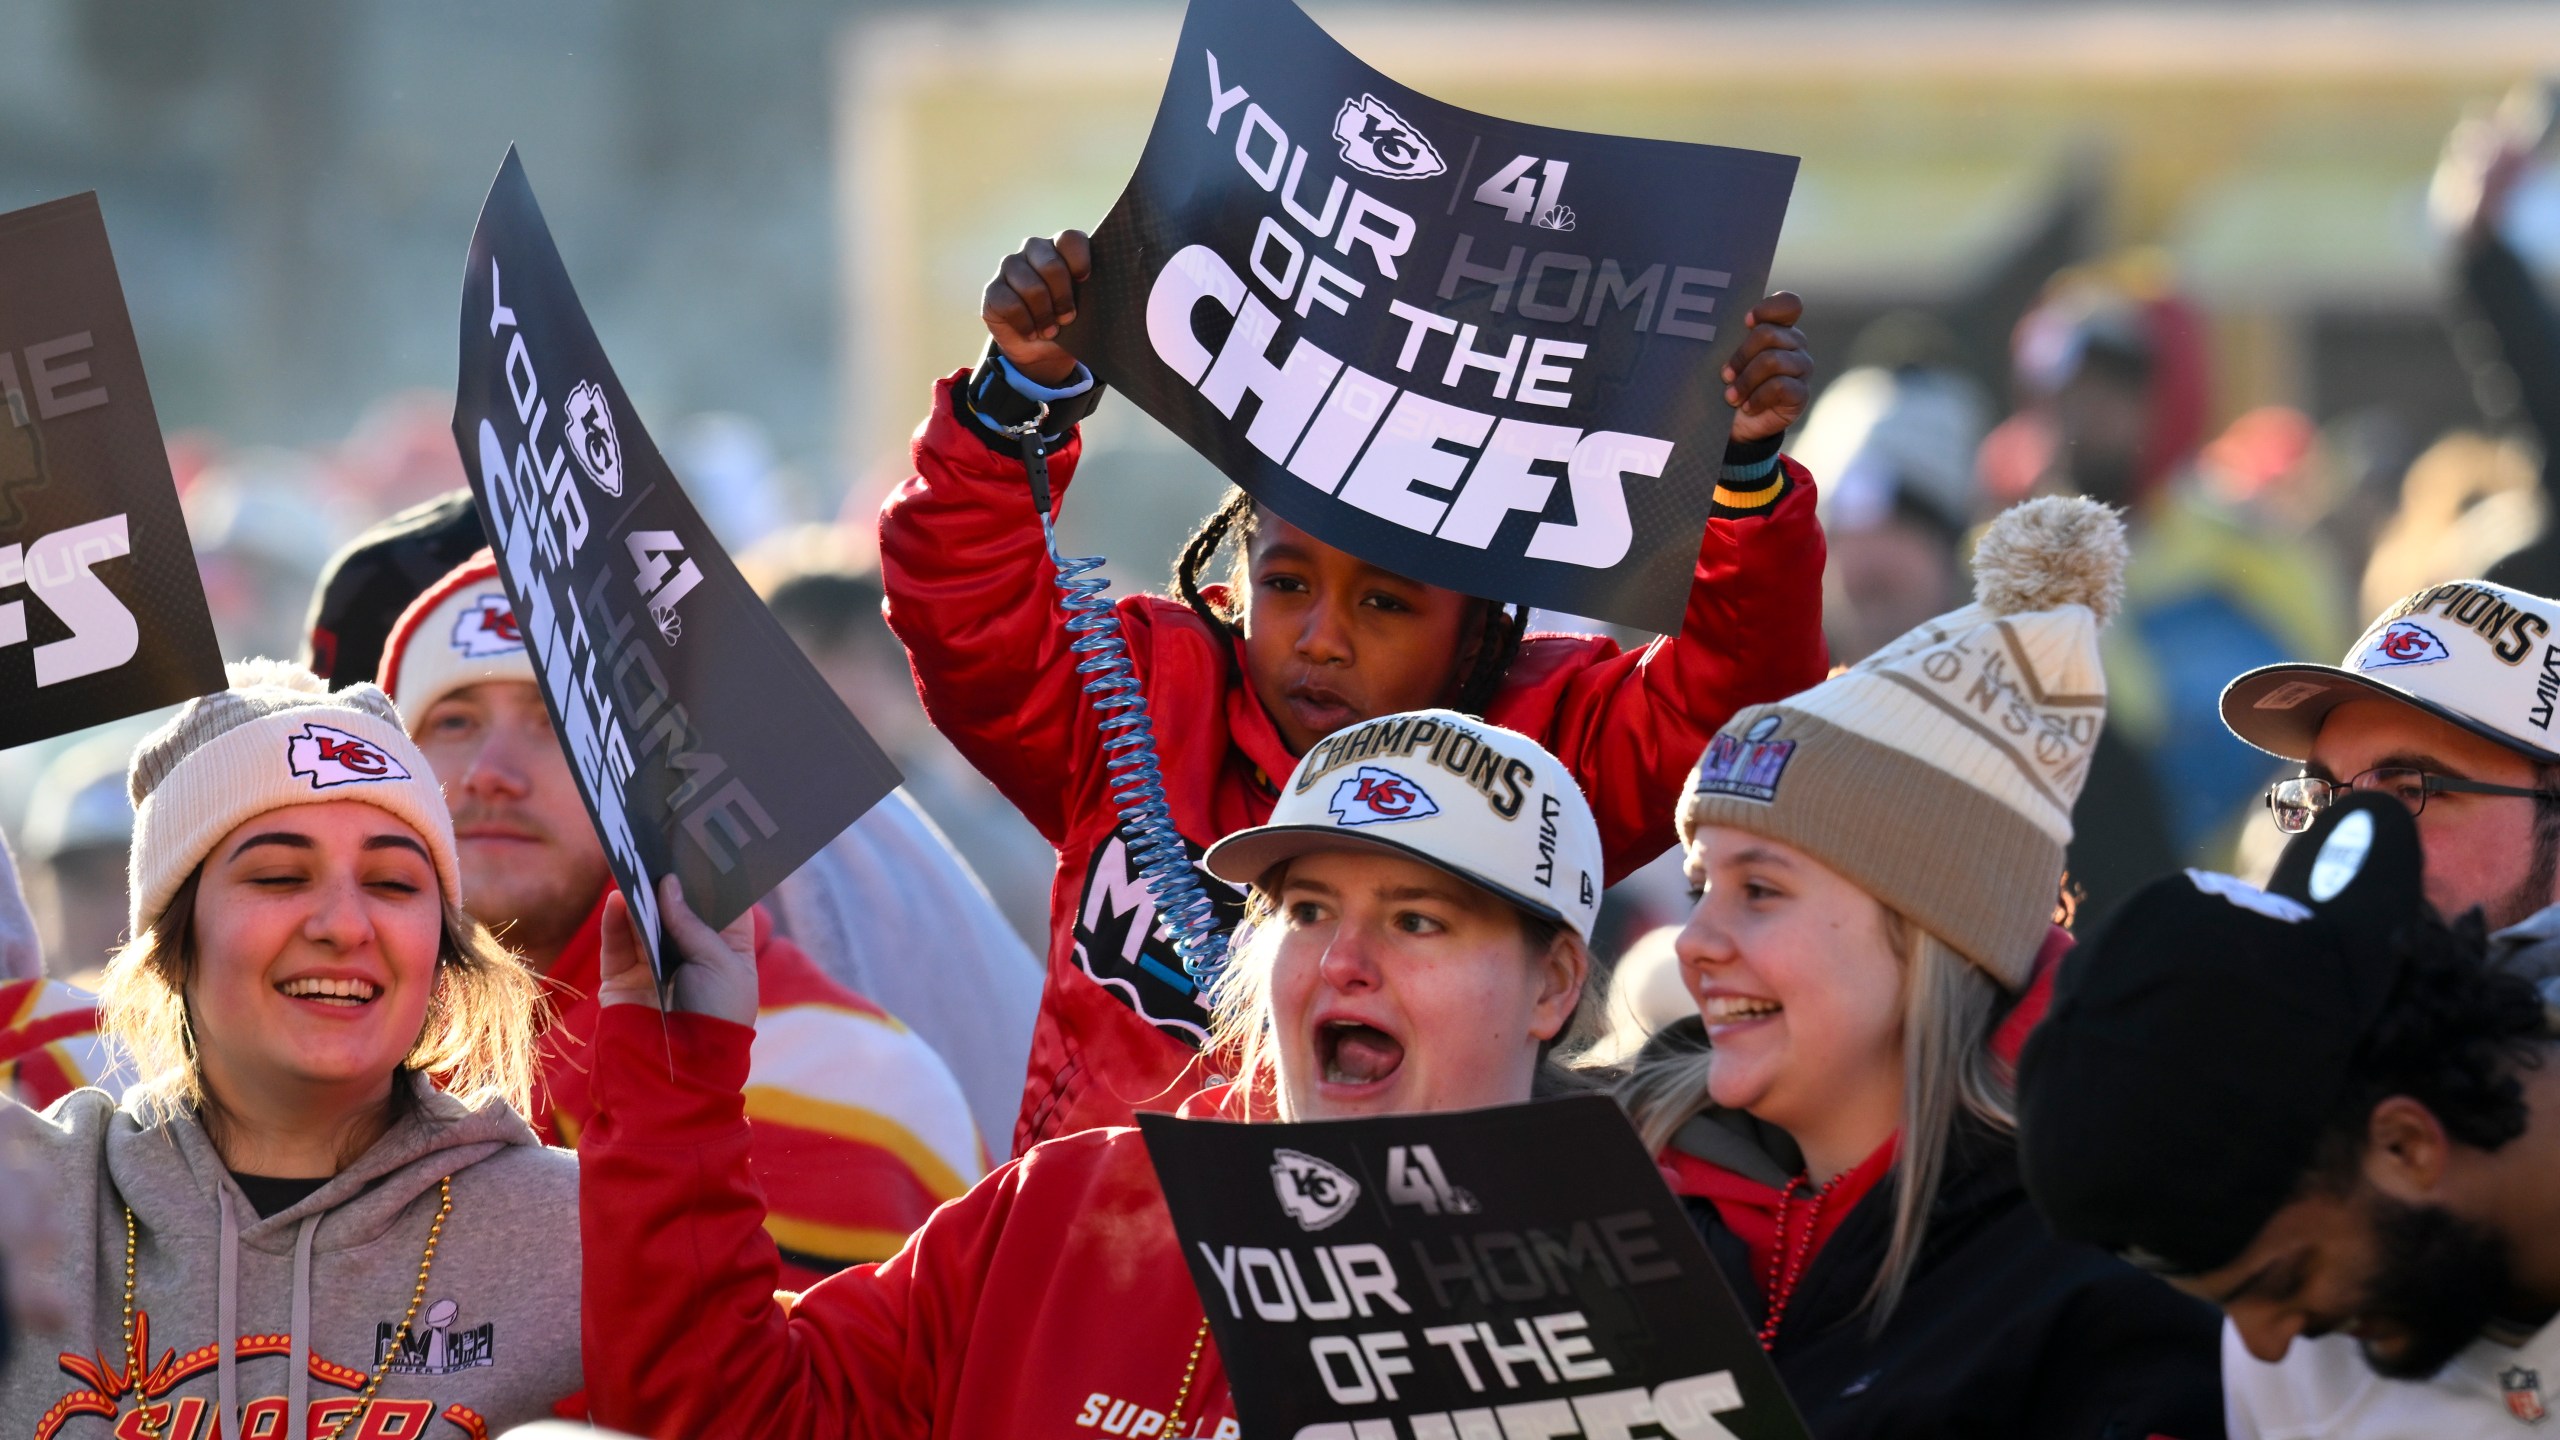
[1620, 498, 2223, 1440]
[1, 661, 583, 1440]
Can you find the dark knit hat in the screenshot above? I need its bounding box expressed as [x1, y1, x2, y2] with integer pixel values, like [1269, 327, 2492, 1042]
[301, 488, 487, 685]
[2016, 792, 2426, 1275]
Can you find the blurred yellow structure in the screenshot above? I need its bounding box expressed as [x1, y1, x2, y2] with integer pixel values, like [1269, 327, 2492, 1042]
[831, 4, 2558, 569]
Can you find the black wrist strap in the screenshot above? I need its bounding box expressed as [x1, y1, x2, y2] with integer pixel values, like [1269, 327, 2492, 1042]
[959, 342, 1102, 457]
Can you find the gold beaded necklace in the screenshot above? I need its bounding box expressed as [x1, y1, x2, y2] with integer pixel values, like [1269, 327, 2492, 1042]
[1165, 1315, 1212, 1439]
[120, 1176, 453, 1440]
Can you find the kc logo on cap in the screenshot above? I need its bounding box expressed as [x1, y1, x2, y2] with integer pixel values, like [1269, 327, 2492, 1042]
[2224, 579, 2560, 765]
[1204, 709, 1605, 941]
[2355, 619, 2450, 671]
[1327, 766, 1440, 826]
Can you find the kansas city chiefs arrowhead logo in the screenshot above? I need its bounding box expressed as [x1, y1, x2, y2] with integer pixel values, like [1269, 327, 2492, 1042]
[2357, 619, 2451, 671]
[1270, 1148, 1360, 1231]
[562, 379, 624, 497]
[448, 592, 524, 659]
[287, 723, 410, 789]
[1333, 94, 1445, 180]
[1328, 766, 1440, 827]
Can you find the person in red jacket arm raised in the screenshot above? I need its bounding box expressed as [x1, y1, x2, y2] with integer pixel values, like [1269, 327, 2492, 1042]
[1615, 497, 2224, 1439]
[379, 554, 984, 1287]
[881, 229, 1830, 1152]
[578, 711, 1609, 1440]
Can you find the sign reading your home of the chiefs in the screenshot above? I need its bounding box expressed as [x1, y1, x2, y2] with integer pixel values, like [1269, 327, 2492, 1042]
[451, 149, 901, 971]
[0, 192, 223, 749]
[1060, 0, 1797, 634]
[1139, 1095, 1811, 1440]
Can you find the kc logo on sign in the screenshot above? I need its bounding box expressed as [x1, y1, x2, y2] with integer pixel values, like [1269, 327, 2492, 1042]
[1270, 1149, 1361, 1231]
[448, 592, 524, 658]
[1327, 766, 1440, 827]
[563, 379, 624, 498]
[1332, 94, 1443, 180]
[287, 722, 411, 789]
[2357, 620, 2452, 671]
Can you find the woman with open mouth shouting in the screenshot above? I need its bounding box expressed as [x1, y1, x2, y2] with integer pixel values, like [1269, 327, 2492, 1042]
[1617, 497, 2226, 1440]
[573, 709, 1604, 1440]
[0, 661, 581, 1440]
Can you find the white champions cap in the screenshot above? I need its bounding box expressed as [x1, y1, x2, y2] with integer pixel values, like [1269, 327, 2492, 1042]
[2223, 579, 2560, 764]
[1202, 709, 1604, 940]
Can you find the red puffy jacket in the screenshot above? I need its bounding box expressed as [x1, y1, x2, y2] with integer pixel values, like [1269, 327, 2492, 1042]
[881, 373, 1830, 1153]
[580, 1004, 1242, 1440]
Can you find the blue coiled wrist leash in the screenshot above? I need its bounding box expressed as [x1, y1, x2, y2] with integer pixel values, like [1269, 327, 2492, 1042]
[998, 409, 1231, 992]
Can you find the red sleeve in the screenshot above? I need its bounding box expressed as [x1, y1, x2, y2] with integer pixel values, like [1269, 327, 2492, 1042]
[581, 1005, 1019, 1440]
[1511, 463, 1831, 881]
[877, 372, 1117, 845]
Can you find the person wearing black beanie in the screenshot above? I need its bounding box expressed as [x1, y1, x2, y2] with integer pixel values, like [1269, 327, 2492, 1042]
[2021, 793, 2560, 1436]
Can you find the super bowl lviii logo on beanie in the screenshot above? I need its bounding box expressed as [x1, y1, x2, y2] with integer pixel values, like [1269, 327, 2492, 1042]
[1691, 713, 1797, 804]
[286, 721, 414, 789]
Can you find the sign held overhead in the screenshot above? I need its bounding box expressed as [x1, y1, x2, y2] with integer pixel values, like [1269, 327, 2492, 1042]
[1062, 0, 1797, 634]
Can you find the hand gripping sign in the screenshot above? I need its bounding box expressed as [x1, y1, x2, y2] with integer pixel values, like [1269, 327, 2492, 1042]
[453, 149, 902, 974]
[1140, 1096, 1811, 1440]
[0, 193, 224, 748]
[1060, 0, 1797, 635]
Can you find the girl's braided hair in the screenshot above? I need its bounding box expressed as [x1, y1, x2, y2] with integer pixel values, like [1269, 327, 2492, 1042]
[1172, 487, 1528, 717]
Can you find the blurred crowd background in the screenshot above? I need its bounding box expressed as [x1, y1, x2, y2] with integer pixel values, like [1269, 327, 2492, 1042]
[4, 1, 2559, 1039]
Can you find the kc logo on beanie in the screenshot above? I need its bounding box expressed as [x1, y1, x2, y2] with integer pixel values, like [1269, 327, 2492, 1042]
[126, 659, 463, 936]
[379, 551, 536, 724]
[287, 722, 414, 789]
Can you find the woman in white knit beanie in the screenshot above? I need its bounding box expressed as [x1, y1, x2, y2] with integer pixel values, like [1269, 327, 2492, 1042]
[2, 661, 582, 1440]
[1619, 497, 2222, 1439]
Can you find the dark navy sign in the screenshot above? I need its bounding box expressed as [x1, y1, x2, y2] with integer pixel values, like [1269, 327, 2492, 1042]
[1062, 0, 1796, 633]
[1141, 1095, 1810, 1440]
[454, 150, 900, 971]
[0, 193, 222, 748]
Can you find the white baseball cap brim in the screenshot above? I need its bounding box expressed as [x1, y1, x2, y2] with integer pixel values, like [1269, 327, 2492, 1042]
[1201, 825, 1574, 932]
[2223, 661, 2560, 766]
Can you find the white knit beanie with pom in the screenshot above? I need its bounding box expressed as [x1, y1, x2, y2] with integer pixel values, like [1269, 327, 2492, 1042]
[1679, 496, 2128, 987]
[126, 659, 462, 937]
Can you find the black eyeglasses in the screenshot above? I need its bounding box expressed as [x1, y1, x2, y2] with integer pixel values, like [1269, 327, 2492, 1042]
[2265, 767, 2560, 834]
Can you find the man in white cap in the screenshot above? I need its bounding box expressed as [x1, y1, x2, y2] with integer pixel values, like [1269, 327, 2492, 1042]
[379, 551, 983, 1285]
[2223, 580, 2560, 977]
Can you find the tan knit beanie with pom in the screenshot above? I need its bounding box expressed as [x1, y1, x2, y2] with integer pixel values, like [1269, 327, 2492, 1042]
[1679, 496, 2128, 987]
[127, 659, 462, 937]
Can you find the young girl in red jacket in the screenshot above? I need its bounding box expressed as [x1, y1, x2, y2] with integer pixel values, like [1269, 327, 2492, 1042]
[1617, 499, 2224, 1440]
[576, 711, 1611, 1440]
[880, 230, 1830, 1153]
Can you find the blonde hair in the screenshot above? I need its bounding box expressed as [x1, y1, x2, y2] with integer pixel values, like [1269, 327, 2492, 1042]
[98, 865, 543, 1142]
[1206, 862, 1601, 1118]
[1615, 907, 2012, 1331]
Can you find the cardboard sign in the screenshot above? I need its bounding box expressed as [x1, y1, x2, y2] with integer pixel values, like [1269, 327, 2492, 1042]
[453, 149, 901, 970]
[0, 193, 223, 749]
[1062, 0, 1796, 635]
[1140, 1095, 1810, 1440]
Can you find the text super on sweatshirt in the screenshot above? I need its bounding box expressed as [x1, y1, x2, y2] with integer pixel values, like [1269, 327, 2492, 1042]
[3, 1076, 581, 1440]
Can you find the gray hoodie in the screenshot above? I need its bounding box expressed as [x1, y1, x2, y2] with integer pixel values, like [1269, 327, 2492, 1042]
[2, 1078, 580, 1440]
[2488, 903, 2560, 1013]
